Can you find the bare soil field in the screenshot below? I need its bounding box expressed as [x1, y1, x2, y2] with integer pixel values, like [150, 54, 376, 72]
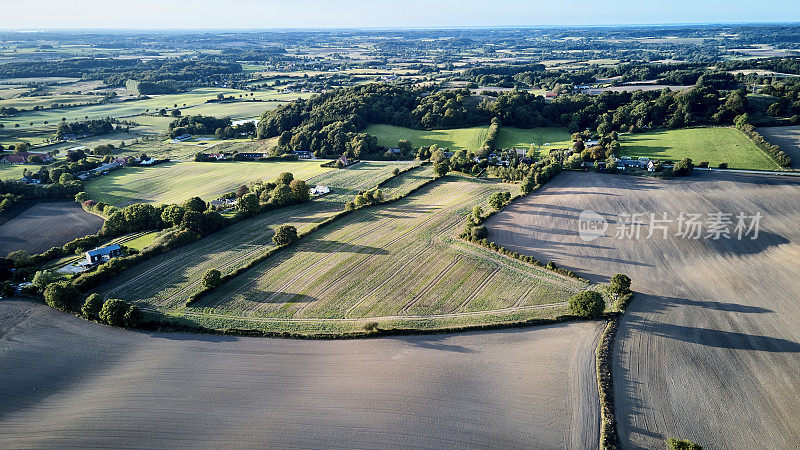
[757, 125, 800, 168]
[0, 299, 602, 449]
[0, 202, 103, 256]
[486, 171, 800, 449]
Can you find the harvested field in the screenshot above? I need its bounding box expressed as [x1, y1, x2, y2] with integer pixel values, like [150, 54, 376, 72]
[0, 299, 602, 449]
[486, 171, 800, 449]
[757, 125, 800, 168]
[95, 162, 421, 312]
[0, 202, 103, 255]
[85, 160, 336, 207]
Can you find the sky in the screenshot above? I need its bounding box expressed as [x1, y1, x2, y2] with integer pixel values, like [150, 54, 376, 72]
[4, 0, 800, 29]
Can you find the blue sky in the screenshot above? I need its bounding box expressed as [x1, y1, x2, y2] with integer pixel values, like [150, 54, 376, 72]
[5, 0, 800, 29]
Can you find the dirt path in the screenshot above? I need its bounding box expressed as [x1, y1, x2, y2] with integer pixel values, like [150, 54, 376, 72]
[0, 299, 603, 449]
[486, 171, 800, 449]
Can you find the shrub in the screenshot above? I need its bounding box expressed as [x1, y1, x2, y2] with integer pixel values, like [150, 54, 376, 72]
[667, 438, 703, 450]
[75, 192, 90, 203]
[32, 269, 59, 290]
[568, 291, 605, 318]
[273, 225, 298, 246]
[718, 162, 728, 169]
[608, 273, 632, 296]
[43, 281, 78, 311]
[433, 160, 450, 177]
[123, 305, 141, 328]
[99, 298, 131, 326]
[697, 161, 709, 168]
[672, 158, 694, 177]
[81, 293, 104, 320]
[202, 268, 222, 289]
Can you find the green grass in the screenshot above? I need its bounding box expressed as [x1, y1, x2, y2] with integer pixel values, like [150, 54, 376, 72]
[495, 127, 572, 153]
[124, 231, 159, 251]
[619, 127, 780, 170]
[0, 164, 44, 180]
[85, 160, 336, 207]
[365, 124, 490, 151]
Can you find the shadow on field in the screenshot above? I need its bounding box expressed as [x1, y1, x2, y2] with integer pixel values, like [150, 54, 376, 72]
[632, 321, 800, 352]
[391, 333, 476, 354]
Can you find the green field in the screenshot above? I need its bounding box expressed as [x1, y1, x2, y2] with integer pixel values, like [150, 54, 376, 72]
[495, 127, 572, 153]
[97, 172, 584, 332]
[94, 161, 420, 310]
[85, 160, 337, 207]
[366, 124, 489, 151]
[619, 127, 779, 170]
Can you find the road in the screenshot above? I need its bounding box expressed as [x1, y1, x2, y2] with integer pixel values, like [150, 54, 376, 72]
[0, 299, 602, 449]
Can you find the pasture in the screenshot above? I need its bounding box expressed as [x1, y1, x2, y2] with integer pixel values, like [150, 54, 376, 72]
[365, 124, 489, 151]
[486, 171, 800, 448]
[494, 127, 572, 152]
[619, 127, 779, 170]
[0, 202, 103, 255]
[757, 125, 800, 168]
[0, 299, 602, 448]
[84, 160, 335, 207]
[95, 161, 420, 310]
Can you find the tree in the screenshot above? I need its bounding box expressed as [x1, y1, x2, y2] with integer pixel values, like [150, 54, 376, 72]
[99, 298, 131, 326]
[161, 204, 186, 227]
[273, 225, 298, 246]
[276, 172, 294, 186]
[471, 205, 483, 222]
[433, 160, 450, 177]
[202, 269, 222, 289]
[32, 270, 59, 290]
[43, 281, 78, 311]
[289, 179, 309, 203]
[236, 185, 249, 198]
[488, 192, 510, 210]
[672, 158, 694, 177]
[81, 293, 104, 320]
[270, 184, 294, 206]
[123, 305, 141, 328]
[75, 192, 90, 203]
[59, 173, 75, 184]
[608, 274, 632, 296]
[184, 196, 206, 212]
[236, 192, 260, 216]
[520, 176, 535, 195]
[667, 438, 703, 450]
[568, 291, 605, 318]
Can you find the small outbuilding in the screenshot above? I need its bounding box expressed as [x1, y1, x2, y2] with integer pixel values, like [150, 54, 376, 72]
[85, 244, 122, 266]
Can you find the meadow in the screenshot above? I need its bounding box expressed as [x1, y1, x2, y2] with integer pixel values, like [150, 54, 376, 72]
[495, 127, 572, 152]
[84, 160, 336, 207]
[95, 161, 420, 310]
[619, 127, 780, 170]
[365, 124, 489, 151]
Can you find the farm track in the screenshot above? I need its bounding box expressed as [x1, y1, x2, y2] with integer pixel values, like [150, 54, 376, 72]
[486, 171, 800, 449]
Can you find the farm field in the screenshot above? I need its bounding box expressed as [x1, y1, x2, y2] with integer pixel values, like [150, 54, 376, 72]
[84, 160, 336, 207]
[0, 299, 602, 448]
[495, 127, 572, 152]
[486, 171, 800, 448]
[757, 125, 800, 168]
[365, 124, 489, 151]
[619, 127, 779, 170]
[190, 177, 585, 324]
[95, 161, 420, 311]
[0, 202, 103, 256]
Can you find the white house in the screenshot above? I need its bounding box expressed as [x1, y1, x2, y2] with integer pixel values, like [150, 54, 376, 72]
[310, 185, 330, 196]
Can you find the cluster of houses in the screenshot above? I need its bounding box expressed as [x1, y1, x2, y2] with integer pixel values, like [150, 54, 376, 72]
[210, 198, 237, 209]
[1, 151, 54, 165]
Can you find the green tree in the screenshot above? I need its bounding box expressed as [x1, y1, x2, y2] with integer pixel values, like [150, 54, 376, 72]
[32, 270, 60, 290]
[81, 293, 104, 320]
[471, 205, 483, 222]
[270, 184, 294, 206]
[123, 305, 141, 328]
[99, 298, 131, 326]
[609, 274, 632, 296]
[289, 179, 310, 203]
[236, 192, 260, 216]
[43, 281, 78, 311]
[184, 196, 206, 212]
[276, 172, 294, 186]
[202, 268, 222, 289]
[59, 173, 75, 184]
[433, 160, 450, 177]
[672, 158, 694, 177]
[75, 192, 90, 203]
[488, 192, 509, 210]
[273, 225, 298, 246]
[161, 204, 186, 227]
[667, 438, 703, 450]
[568, 291, 605, 318]
[520, 176, 535, 195]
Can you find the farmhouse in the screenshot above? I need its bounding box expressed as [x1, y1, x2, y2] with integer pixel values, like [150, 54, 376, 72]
[84, 244, 122, 266]
[1, 151, 54, 165]
[293, 150, 314, 159]
[309, 185, 330, 196]
[237, 152, 265, 160]
[210, 198, 237, 208]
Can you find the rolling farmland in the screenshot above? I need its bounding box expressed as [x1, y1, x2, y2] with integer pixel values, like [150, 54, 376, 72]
[95, 161, 421, 312]
[486, 171, 800, 448]
[192, 177, 585, 323]
[619, 127, 779, 170]
[0, 202, 104, 255]
[365, 124, 490, 151]
[85, 160, 336, 207]
[0, 299, 603, 449]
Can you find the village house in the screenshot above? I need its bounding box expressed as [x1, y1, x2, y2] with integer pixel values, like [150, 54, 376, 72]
[84, 244, 122, 266]
[293, 150, 314, 159]
[1, 151, 54, 165]
[309, 185, 330, 196]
